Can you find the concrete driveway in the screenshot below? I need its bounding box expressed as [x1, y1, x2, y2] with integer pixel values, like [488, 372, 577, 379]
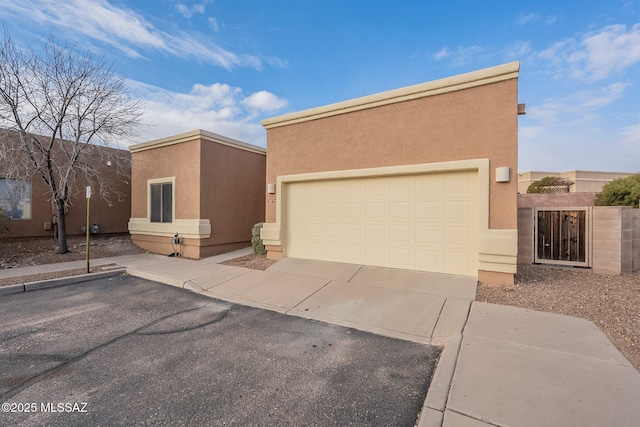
[0, 274, 440, 426]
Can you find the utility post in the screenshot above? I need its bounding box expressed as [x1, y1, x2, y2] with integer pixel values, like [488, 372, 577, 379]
[86, 186, 91, 274]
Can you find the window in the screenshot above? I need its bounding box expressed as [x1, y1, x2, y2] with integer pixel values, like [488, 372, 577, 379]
[150, 182, 172, 223]
[0, 178, 32, 220]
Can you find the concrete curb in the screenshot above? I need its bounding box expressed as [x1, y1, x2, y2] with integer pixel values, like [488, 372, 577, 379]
[418, 334, 463, 427]
[125, 269, 187, 288]
[0, 283, 25, 296]
[7, 269, 126, 293]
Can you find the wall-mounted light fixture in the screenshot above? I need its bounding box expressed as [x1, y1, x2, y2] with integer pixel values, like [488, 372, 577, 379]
[496, 167, 510, 183]
[518, 103, 526, 115]
[267, 183, 276, 194]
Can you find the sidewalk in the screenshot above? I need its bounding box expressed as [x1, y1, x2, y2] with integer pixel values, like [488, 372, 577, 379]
[2, 250, 639, 426]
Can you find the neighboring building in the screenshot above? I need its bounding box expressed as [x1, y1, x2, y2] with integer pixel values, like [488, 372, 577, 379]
[518, 170, 634, 194]
[128, 130, 266, 259]
[260, 62, 523, 285]
[0, 131, 131, 239]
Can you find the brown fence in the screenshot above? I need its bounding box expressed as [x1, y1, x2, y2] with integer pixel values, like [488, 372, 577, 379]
[518, 205, 640, 274]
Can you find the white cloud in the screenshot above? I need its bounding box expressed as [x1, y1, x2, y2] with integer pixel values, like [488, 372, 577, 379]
[620, 118, 640, 147]
[539, 24, 640, 81]
[515, 12, 557, 26]
[519, 123, 640, 172]
[175, 1, 209, 19]
[433, 47, 450, 60]
[0, 0, 268, 69]
[527, 83, 629, 126]
[503, 40, 533, 60]
[242, 91, 289, 111]
[432, 45, 484, 65]
[208, 17, 220, 32]
[515, 13, 539, 26]
[127, 80, 289, 146]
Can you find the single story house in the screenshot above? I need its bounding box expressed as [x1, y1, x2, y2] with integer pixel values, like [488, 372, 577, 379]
[1, 130, 131, 239]
[128, 130, 266, 258]
[518, 170, 633, 194]
[260, 62, 523, 285]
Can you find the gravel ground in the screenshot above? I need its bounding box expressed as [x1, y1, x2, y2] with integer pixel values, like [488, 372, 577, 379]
[220, 253, 277, 270]
[477, 265, 640, 371]
[0, 234, 145, 269]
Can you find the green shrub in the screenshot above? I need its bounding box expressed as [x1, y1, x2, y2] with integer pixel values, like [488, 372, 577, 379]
[251, 222, 267, 255]
[527, 176, 574, 193]
[596, 174, 640, 208]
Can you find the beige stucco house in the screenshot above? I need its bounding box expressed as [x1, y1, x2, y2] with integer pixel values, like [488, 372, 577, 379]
[128, 130, 266, 258]
[518, 170, 633, 194]
[260, 62, 523, 285]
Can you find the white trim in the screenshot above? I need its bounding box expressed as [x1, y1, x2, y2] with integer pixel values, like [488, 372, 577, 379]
[130, 129, 266, 155]
[128, 218, 211, 239]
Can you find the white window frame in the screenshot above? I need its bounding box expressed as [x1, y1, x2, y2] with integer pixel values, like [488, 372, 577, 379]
[147, 177, 176, 223]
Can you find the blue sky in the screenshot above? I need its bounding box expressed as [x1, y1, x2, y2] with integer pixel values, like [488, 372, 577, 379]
[1, 0, 639, 172]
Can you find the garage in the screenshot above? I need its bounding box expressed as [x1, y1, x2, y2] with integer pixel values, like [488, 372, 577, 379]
[284, 171, 478, 277]
[261, 62, 520, 284]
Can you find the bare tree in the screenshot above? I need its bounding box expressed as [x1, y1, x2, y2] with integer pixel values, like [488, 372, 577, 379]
[0, 30, 143, 253]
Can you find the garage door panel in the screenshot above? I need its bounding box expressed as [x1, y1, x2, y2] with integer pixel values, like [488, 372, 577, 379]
[285, 171, 478, 277]
[444, 200, 472, 220]
[415, 178, 440, 195]
[324, 223, 343, 239]
[415, 226, 440, 245]
[444, 174, 473, 193]
[324, 204, 343, 218]
[366, 246, 387, 264]
[344, 245, 365, 263]
[344, 203, 363, 218]
[306, 223, 323, 238]
[366, 179, 389, 196]
[364, 224, 387, 242]
[416, 250, 442, 270]
[366, 202, 387, 218]
[305, 204, 323, 219]
[444, 251, 472, 273]
[389, 177, 414, 195]
[344, 224, 364, 240]
[416, 202, 441, 220]
[390, 202, 412, 219]
[390, 248, 413, 268]
[389, 225, 412, 243]
[445, 226, 472, 246]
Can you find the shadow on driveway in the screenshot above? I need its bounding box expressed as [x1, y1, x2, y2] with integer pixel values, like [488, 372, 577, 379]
[0, 274, 440, 426]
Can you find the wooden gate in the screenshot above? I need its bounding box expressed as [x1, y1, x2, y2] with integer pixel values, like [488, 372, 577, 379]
[535, 208, 590, 267]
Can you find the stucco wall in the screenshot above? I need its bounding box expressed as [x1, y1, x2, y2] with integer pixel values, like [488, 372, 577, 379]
[129, 130, 265, 258]
[2, 143, 131, 239]
[517, 193, 597, 208]
[591, 207, 640, 274]
[130, 140, 201, 220]
[265, 78, 518, 229]
[198, 138, 266, 249]
[517, 207, 534, 264]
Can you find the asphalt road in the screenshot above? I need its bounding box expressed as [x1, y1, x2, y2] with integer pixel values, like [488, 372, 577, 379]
[0, 274, 440, 426]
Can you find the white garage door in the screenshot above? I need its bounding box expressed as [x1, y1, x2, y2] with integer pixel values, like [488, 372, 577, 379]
[284, 171, 478, 277]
